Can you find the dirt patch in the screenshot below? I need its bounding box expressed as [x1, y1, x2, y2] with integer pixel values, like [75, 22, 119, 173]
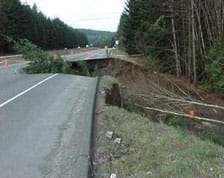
[105, 83, 122, 107]
[70, 55, 224, 125]
[99, 59, 224, 122]
[86, 57, 224, 147]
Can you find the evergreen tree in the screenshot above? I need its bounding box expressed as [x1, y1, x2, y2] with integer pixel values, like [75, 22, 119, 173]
[118, 0, 164, 55]
[118, 0, 224, 86]
[0, 0, 8, 53]
[122, 0, 141, 54]
[0, 0, 88, 53]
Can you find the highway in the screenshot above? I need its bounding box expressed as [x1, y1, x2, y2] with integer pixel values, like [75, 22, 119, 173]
[0, 63, 98, 178]
[0, 49, 111, 63]
[64, 48, 110, 62]
[0, 54, 22, 60]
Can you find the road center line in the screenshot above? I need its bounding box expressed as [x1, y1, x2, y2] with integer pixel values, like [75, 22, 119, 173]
[0, 73, 58, 108]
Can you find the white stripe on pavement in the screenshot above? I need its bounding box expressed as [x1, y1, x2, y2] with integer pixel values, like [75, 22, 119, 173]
[0, 55, 22, 59]
[0, 74, 58, 108]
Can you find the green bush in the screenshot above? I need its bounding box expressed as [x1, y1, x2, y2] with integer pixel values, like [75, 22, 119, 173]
[166, 114, 187, 129]
[16, 39, 70, 74]
[75, 61, 101, 77]
[76, 61, 90, 76]
[206, 44, 224, 91]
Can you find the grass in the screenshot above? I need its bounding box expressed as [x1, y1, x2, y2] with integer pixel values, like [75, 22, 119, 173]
[112, 49, 146, 67]
[95, 77, 224, 178]
[96, 107, 224, 178]
[112, 49, 129, 59]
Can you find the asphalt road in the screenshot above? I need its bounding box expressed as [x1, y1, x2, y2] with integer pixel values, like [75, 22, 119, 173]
[0, 54, 22, 59]
[0, 55, 23, 63]
[0, 48, 110, 63]
[64, 49, 110, 62]
[0, 63, 98, 178]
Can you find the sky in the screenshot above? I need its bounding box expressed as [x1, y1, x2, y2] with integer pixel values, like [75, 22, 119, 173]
[20, 0, 126, 32]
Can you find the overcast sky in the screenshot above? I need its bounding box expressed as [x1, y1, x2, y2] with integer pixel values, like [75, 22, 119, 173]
[20, 0, 126, 32]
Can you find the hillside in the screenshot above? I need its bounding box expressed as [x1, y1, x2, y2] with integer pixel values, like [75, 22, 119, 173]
[77, 29, 115, 47]
[0, 0, 88, 54]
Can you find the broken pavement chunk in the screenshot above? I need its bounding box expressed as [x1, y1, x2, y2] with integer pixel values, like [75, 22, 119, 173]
[106, 131, 113, 139]
[110, 174, 117, 178]
[114, 138, 122, 144]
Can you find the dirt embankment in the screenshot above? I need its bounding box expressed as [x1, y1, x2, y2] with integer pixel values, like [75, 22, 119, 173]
[93, 68, 224, 178]
[102, 58, 224, 121]
[89, 58, 224, 150]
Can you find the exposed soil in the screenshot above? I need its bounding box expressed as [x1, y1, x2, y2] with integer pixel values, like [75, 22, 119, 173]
[86, 57, 224, 148]
[98, 58, 224, 122]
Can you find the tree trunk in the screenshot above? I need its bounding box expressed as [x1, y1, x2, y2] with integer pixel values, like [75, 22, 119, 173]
[171, 0, 181, 77]
[191, 0, 197, 84]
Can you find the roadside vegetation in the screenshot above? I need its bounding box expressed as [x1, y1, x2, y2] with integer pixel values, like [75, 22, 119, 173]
[17, 39, 101, 76]
[117, 0, 224, 91]
[74, 61, 101, 77]
[94, 77, 224, 178]
[16, 39, 71, 74]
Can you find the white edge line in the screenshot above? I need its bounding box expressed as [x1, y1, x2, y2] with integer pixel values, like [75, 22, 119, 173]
[0, 73, 58, 108]
[0, 55, 22, 59]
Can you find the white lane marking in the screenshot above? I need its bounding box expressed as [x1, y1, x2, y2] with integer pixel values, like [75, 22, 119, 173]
[0, 74, 58, 108]
[0, 55, 22, 59]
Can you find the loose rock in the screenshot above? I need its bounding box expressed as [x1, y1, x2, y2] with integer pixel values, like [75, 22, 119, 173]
[147, 171, 152, 175]
[110, 173, 117, 178]
[106, 131, 113, 139]
[114, 138, 122, 144]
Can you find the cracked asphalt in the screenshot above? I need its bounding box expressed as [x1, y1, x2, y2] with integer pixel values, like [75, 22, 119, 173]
[63, 49, 109, 62]
[0, 63, 98, 178]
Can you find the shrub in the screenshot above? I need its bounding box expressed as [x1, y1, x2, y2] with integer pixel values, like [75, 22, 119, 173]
[75, 61, 101, 77]
[76, 61, 90, 76]
[16, 39, 69, 74]
[166, 115, 187, 129]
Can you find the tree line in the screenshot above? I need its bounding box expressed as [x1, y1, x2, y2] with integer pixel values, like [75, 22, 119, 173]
[78, 29, 116, 48]
[0, 0, 88, 54]
[118, 0, 224, 90]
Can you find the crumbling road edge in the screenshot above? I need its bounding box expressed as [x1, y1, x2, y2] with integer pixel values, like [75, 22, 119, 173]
[88, 76, 100, 178]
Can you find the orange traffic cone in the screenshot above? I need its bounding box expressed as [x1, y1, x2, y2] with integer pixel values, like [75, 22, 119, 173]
[3, 60, 9, 69]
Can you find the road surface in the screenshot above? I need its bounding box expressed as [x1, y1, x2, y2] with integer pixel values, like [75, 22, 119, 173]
[0, 49, 111, 63]
[64, 49, 110, 62]
[0, 63, 98, 178]
[0, 54, 22, 60]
